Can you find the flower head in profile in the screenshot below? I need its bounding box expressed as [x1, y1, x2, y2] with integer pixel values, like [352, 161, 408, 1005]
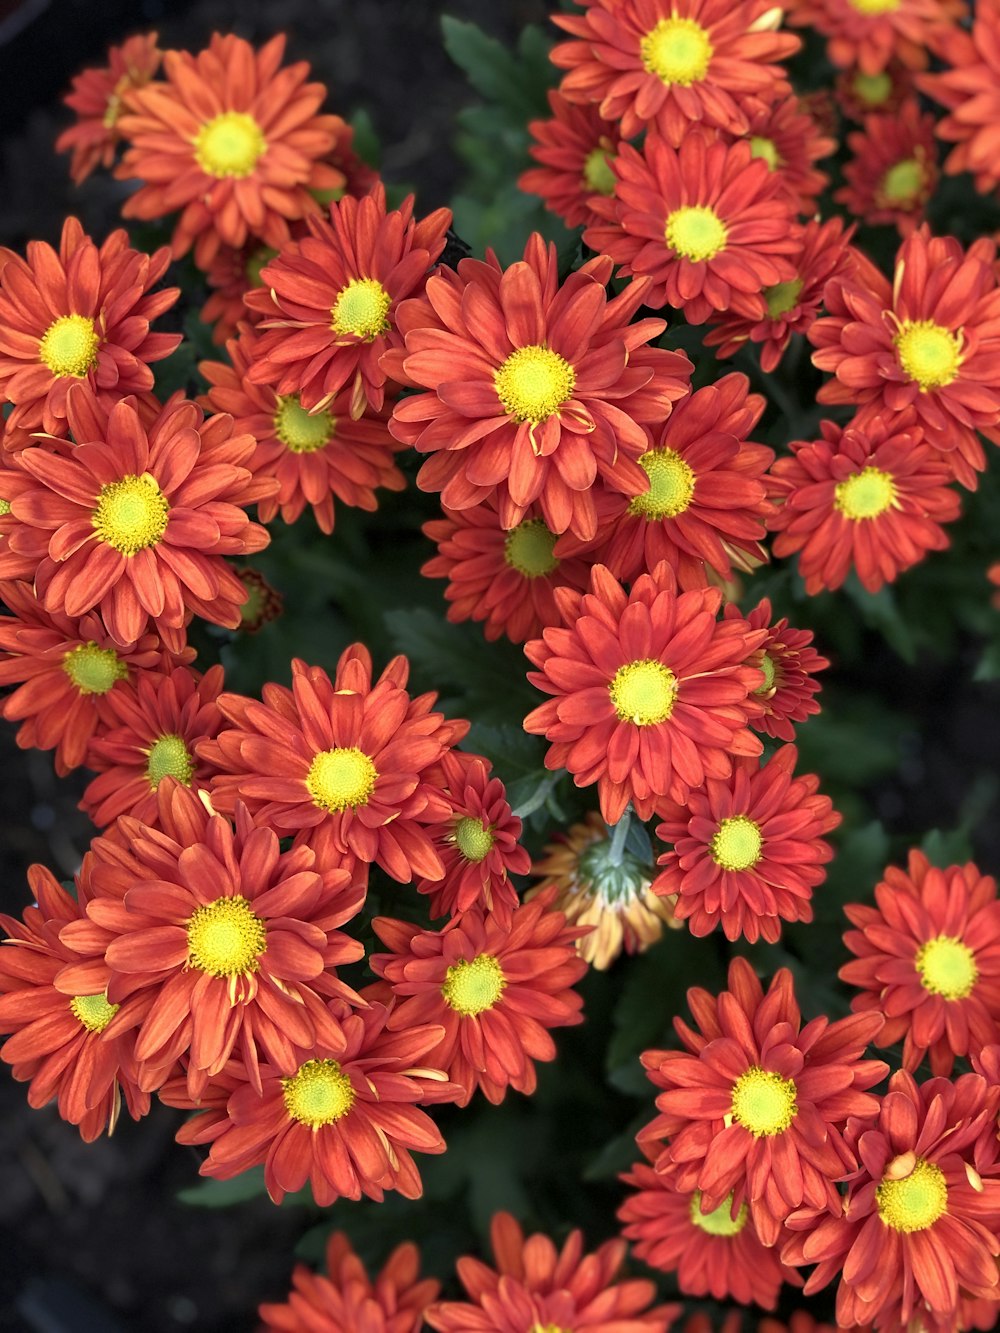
[519, 89, 623, 229]
[56, 33, 162, 184]
[722, 597, 828, 742]
[836, 102, 939, 235]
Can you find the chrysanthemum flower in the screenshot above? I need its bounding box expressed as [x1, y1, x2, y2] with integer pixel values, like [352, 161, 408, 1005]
[115, 33, 345, 268]
[424, 1210, 678, 1332]
[370, 891, 586, 1106]
[782, 1070, 1000, 1328]
[527, 809, 681, 969]
[201, 646, 466, 881]
[245, 184, 451, 418]
[835, 60, 915, 120]
[56, 33, 162, 184]
[703, 216, 855, 372]
[768, 412, 961, 594]
[0, 386, 274, 649]
[200, 240, 283, 347]
[557, 374, 774, 588]
[0, 862, 150, 1141]
[259, 1232, 440, 1333]
[550, 0, 800, 144]
[739, 94, 837, 214]
[235, 567, 283, 634]
[0, 217, 180, 450]
[722, 597, 828, 741]
[200, 329, 405, 534]
[639, 957, 887, 1245]
[421, 501, 596, 645]
[786, 0, 964, 74]
[840, 849, 1000, 1076]
[619, 1159, 801, 1308]
[652, 745, 841, 943]
[386, 233, 692, 540]
[519, 90, 623, 229]
[0, 449, 49, 581]
[523, 562, 767, 824]
[809, 226, 1000, 488]
[836, 102, 938, 235]
[919, 4, 1000, 195]
[584, 132, 799, 325]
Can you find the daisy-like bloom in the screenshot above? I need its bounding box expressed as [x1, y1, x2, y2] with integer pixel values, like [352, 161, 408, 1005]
[523, 562, 767, 824]
[639, 956, 888, 1246]
[919, 2, 1000, 195]
[55, 33, 162, 184]
[786, 0, 964, 74]
[558, 374, 775, 589]
[0, 387, 274, 650]
[175, 1002, 455, 1206]
[0, 862, 150, 1141]
[550, 0, 800, 145]
[704, 216, 855, 373]
[809, 225, 1000, 489]
[835, 61, 915, 121]
[115, 33, 346, 268]
[235, 567, 283, 634]
[722, 598, 828, 741]
[768, 412, 961, 594]
[0, 216, 180, 450]
[527, 809, 681, 970]
[619, 1159, 801, 1308]
[840, 849, 1000, 1077]
[200, 240, 283, 347]
[245, 184, 452, 418]
[201, 646, 467, 882]
[424, 1210, 678, 1332]
[385, 233, 692, 540]
[420, 501, 595, 645]
[739, 94, 837, 214]
[79, 664, 223, 828]
[0, 581, 190, 776]
[782, 1070, 1000, 1329]
[519, 90, 623, 229]
[200, 329, 405, 535]
[652, 745, 841, 943]
[836, 102, 938, 235]
[57, 781, 365, 1099]
[369, 890, 587, 1106]
[584, 132, 799, 325]
[259, 1232, 439, 1333]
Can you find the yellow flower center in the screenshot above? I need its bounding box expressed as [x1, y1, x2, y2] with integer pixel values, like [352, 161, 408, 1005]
[750, 136, 781, 170]
[92, 473, 169, 556]
[754, 652, 777, 694]
[764, 278, 804, 318]
[915, 934, 978, 1000]
[853, 71, 892, 106]
[39, 314, 100, 378]
[640, 17, 714, 86]
[63, 642, 127, 696]
[330, 278, 392, 340]
[283, 1058, 355, 1128]
[273, 395, 335, 454]
[441, 954, 506, 1016]
[306, 747, 378, 813]
[609, 659, 678, 726]
[504, 518, 559, 577]
[583, 146, 617, 195]
[710, 816, 763, 871]
[187, 894, 267, 978]
[834, 466, 897, 521]
[882, 158, 925, 204]
[876, 1159, 948, 1232]
[454, 816, 495, 863]
[849, 0, 900, 13]
[665, 206, 728, 262]
[494, 345, 576, 424]
[246, 246, 277, 286]
[629, 447, 696, 520]
[145, 733, 195, 789]
[0, 498, 10, 517]
[531, 1326, 570, 1333]
[690, 1190, 748, 1237]
[194, 111, 267, 179]
[731, 1067, 797, 1137]
[70, 993, 119, 1034]
[894, 319, 963, 391]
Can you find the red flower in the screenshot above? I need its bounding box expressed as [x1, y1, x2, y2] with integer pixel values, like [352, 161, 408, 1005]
[519, 90, 623, 229]
[55, 33, 162, 184]
[835, 102, 939, 235]
[722, 597, 829, 742]
[920, 1, 1000, 195]
[199, 240, 288, 348]
[523, 562, 766, 824]
[840, 849, 1000, 1076]
[835, 61, 916, 121]
[738, 94, 837, 214]
[424, 1210, 678, 1332]
[768, 412, 961, 594]
[786, 0, 964, 74]
[234, 567, 283, 634]
[0, 217, 180, 450]
[385, 232, 692, 540]
[639, 957, 887, 1245]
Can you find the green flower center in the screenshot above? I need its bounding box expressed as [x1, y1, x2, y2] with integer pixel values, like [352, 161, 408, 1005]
[454, 816, 495, 863]
[583, 146, 617, 195]
[764, 278, 803, 318]
[504, 518, 559, 577]
[273, 395, 335, 453]
[690, 1190, 748, 1236]
[63, 643, 127, 696]
[145, 734, 195, 789]
[70, 993, 119, 1034]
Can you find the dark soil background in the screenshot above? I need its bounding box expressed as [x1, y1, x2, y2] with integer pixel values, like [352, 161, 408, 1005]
[0, 1, 997, 1330]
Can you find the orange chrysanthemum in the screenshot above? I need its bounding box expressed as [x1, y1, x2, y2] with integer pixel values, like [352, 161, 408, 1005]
[738, 94, 837, 214]
[523, 562, 766, 824]
[116, 33, 345, 267]
[235, 567, 283, 634]
[551, 0, 800, 144]
[584, 132, 799, 325]
[786, 0, 964, 74]
[722, 597, 828, 741]
[55, 33, 162, 184]
[836, 102, 939, 235]
[386, 233, 692, 540]
[0, 217, 180, 451]
[835, 60, 915, 120]
[919, 0, 1000, 195]
[519, 90, 623, 229]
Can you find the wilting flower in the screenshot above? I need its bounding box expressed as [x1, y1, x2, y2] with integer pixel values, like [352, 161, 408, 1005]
[56, 33, 162, 184]
[835, 102, 938, 234]
[786, 0, 964, 74]
[919, 0, 1000, 194]
[519, 90, 623, 229]
[722, 597, 828, 742]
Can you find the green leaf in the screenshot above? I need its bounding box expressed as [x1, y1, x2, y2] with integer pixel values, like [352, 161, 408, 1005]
[177, 1166, 267, 1207]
